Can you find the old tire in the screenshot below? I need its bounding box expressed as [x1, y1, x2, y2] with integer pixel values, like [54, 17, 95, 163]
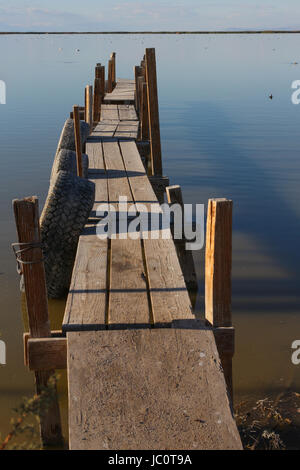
[56, 118, 90, 153]
[50, 149, 89, 184]
[40, 170, 95, 299]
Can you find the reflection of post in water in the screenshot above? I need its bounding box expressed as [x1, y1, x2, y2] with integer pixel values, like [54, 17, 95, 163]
[13, 197, 64, 447]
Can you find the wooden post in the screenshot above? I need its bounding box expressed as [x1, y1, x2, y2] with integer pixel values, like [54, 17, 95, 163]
[141, 81, 149, 140]
[13, 197, 63, 447]
[205, 198, 232, 327]
[166, 185, 184, 225]
[134, 66, 142, 113]
[73, 105, 83, 177]
[93, 78, 101, 124]
[95, 63, 101, 79]
[145, 48, 162, 176]
[85, 85, 93, 132]
[107, 59, 113, 93]
[166, 185, 198, 296]
[100, 65, 105, 98]
[205, 198, 234, 401]
[110, 52, 116, 86]
[137, 76, 144, 116]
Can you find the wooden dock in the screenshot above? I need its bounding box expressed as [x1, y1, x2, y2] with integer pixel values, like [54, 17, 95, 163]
[13, 49, 242, 450]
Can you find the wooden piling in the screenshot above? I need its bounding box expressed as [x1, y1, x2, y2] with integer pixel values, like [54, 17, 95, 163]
[134, 66, 142, 113]
[13, 197, 63, 447]
[73, 105, 83, 177]
[93, 78, 101, 124]
[85, 85, 93, 131]
[95, 64, 101, 79]
[205, 198, 234, 401]
[107, 59, 113, 93]
[205, 198, 232, 327]
[110, 52, 116, 86]
[141, 81, 149, 140]
[100, 65, 105, 98]
[145, 48, 162, 176]
[137, 76, 144, 116]
[166, 185, 198, 295]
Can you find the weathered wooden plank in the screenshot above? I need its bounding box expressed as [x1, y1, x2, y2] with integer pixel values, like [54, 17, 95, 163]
[63, 138, 110, 332]
[118, 104, 138, 121]
[27, 337, 67, 371]
[143, 237, 194, 325]
[85, 141, 105, 172]
[100, 104, 119, 121]
[91, 121, 138, 139]
[104, 80, 135, 104]
[119, 140, 159, 212]
[92, 121, 118, 138]
[109, 238, 150, 326]
[102, 140, 134, 209]
[85, 141, 107, 219]
[101, 140, 149, 326]
[114, 121, 139, 139]
[67, 329, 242, 450]
[62, 226, 108, 331]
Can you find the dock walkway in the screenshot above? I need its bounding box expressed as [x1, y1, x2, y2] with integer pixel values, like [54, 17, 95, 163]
[61, 51, 242, 450]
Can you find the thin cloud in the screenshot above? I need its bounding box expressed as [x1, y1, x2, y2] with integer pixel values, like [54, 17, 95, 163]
[0, 1, 300, 31]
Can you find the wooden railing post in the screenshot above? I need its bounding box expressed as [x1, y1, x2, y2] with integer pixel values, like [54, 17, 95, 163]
[85, 85, 93, 132]
[73, 105, 83, 177]
[95, 63, 101, 79]
[110, 52, 116, 86]
[107, 59, 113, 93]
[93, 78, 101, 124]
[137, 76, 144, 115]
[100, 65, 105, 98]
[205, 198, 234, 401]
[12, 197, 63, 447]
[134, 65, 142, 113]
[145, 48, 162, 176]
[141, 81, 149, 140]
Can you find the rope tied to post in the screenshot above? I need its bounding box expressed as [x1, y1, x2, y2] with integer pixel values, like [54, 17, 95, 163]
[11, 242, 44, 275]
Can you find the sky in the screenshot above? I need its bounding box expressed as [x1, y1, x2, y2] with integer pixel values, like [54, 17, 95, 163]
[1, 0, 300, 31]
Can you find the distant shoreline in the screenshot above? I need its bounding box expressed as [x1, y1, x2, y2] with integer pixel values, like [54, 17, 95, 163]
[1, 30, 300, 35]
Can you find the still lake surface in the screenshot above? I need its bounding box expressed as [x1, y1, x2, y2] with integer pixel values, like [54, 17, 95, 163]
[0, 33, 300, 440]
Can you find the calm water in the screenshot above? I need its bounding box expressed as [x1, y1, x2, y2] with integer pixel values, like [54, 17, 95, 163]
[1, 33, 300, 441]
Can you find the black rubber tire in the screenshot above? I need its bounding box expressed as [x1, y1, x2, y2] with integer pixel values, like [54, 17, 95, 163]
[40, 170, 95, 299]
[51, 149, 89, 183]
[56, 118, 90, 154]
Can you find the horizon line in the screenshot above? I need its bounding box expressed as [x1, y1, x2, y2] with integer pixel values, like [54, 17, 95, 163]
[1, 30, 300, 35]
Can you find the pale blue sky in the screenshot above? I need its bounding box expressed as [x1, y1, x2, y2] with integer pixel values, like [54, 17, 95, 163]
[1, 0, 300, 31]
